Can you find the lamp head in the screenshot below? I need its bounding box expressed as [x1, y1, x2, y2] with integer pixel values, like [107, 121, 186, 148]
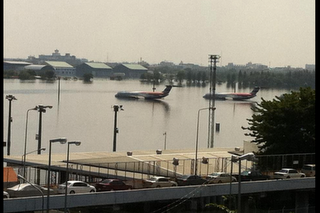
[50, 137, 67, 144]
[69, 141, 81, 146]
[6, 95, 17, 101]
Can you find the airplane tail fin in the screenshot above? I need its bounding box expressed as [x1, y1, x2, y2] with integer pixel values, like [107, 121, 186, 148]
[250, 86, 260, 95]
[163, 85, 173, 94]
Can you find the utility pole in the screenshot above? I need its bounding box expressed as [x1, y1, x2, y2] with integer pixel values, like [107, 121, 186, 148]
[207, 55, 220, 148]
[6, 95, 17, 156]
[112, 104, 123, 152]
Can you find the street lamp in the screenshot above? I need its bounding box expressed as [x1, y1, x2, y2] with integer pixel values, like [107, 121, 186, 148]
[37, 104, 53, 154]
[22, 148, 46, 180]
[23, 106, 39, 177]
[112, 104, 123, 152]
[195, 107, 215, 176]
[6, 94, 17, 155]
[17, 174, 44, 213]
[47, 137, 67, 213]
[231, 152, 256, 213]
[64, 141, 81, 213]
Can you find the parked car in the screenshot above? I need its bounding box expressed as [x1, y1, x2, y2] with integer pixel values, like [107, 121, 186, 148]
[239, 170, 270, 181]
[143, 176, 178, 188]
[273, 168, 306, 179]
[176, 175, 207, 186]
[95, 179, 132, 191]
[301, 164, 316, 177]
[57, 180, 96, 194]
[206, 172, 237, 183]
[6, 183, 54, 198]
[3, 191, 10, 199]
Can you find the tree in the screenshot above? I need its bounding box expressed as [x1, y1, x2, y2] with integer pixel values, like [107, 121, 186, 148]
[83, 73, 93, 82]
[244, 87, 315, 154]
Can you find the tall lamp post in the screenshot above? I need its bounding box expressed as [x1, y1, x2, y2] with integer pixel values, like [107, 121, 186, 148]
[23, 106, 39, 177]
[47, 137, 67, 213]
[6, 94, 17, 155]
[64, 141, 81, 213]
[17, 174, 44, 213]
[195, 107, 215, 176]
[37, 104, 53, 154]
[231, 152, 256, 213]
[112, 104, 123, 152]
[22, 148, 46, 180]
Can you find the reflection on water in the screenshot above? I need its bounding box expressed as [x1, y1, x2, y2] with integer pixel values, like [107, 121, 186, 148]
[3, 79, 291, 156]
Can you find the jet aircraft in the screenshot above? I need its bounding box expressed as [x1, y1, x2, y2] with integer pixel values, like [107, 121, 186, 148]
[203, 86, 260, 100]
[115, 85, 172, 100]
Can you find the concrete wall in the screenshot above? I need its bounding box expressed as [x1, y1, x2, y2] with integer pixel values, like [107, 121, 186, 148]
[4, 178, 315, 213]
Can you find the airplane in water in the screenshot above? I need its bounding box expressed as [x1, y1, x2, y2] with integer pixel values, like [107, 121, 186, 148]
[203, 86, 260, 100]
[115, 85, 172, 100]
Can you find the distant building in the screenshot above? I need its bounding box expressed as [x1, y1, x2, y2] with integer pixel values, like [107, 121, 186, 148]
[24, 64, 55, 76]
[305, 64, 315, 71]
[112, 64, 148, 78]
[37, 49, 88, 66]
[76, 62, 113, 78]
[3, 61, 31, 72]
[45, 61, 75, 77]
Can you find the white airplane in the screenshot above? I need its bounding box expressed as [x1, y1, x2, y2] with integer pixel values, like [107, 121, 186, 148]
[203, 86, 260, 100]
[115, 85, 172, 100]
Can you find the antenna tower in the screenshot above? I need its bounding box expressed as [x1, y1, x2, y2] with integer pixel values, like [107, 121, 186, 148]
[207, 54, 220, 148]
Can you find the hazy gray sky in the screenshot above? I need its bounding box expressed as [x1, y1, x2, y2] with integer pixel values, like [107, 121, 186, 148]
[4, 0, 315, 68]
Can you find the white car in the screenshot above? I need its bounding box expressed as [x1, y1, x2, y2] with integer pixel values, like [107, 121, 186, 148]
[57, 180, 96, 194]
[273, 168, 306, 179]
[206, 172, 237, 184]
[143, 176, 178, 188]
[3, 191, 10, 199]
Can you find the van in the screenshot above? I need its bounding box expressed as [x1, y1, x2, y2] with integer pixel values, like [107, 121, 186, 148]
[301, 164, 316, 177]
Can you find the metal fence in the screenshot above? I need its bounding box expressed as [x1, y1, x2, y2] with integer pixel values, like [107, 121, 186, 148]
[6, 153, 315, 187]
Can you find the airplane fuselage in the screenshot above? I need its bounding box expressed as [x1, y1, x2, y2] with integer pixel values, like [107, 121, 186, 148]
[115, 85, 172, 100]
[203, 87, 260, 100]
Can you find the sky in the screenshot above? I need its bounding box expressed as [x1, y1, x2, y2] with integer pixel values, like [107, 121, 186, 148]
[3, 0, 315, 68]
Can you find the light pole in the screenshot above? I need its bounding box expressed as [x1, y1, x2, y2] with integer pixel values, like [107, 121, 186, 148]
[64, 141, 81, 213]
[17, 174, 44, 213]
[23, 106, 39, 177]
[37, 104, 53, 154]
[112, 104, 123, 152]
[231, 152, 256, 213]
[163, 132, 167, 150]
[6, 94, 17, 155]
[195, 107, 215, 176]
[22, 148, 46, 180]
[47, 137, 67, 213]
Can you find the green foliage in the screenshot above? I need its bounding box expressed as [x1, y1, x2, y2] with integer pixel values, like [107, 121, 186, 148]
[83, 73, 93, 82]
[245, 87, 315, 154]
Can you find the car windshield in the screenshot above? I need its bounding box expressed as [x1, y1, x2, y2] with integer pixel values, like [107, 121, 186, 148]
[241, 171, 250, 175]
[147, 177, 158, 181]
[209, 173, 222, 177]
[60, 182, 72, 186]
[101, 179, 113, 183]
[279, 170, 289, 173]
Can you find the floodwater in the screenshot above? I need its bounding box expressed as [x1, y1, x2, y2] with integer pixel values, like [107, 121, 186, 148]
[3, 78, 291, 156]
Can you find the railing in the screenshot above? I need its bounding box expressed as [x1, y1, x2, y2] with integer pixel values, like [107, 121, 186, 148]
[6, 153, 315, 188]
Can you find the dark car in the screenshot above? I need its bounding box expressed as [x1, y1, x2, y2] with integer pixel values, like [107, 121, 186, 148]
[239, 170, 270, 181]
[95, 179, 132, 191]
[176, 175, 207, 186]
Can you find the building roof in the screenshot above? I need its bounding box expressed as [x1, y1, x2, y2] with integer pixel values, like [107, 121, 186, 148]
[85, 62, 112, 69]
[24, 64, 48, 70]
[45, 61, 74, 68]
[123, 64, 148, 70]
[4, 61, 32, 66]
